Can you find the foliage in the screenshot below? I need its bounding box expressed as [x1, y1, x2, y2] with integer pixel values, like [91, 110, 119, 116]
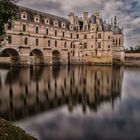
[0, 118, 37, 140]
[0, 0, 19, 46]
[125, 45, 140, 53]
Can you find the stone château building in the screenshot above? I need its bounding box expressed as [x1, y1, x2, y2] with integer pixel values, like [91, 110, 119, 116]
[1, 6, 125, 65]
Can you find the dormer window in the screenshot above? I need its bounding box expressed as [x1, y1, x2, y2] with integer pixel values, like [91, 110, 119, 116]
[34, 15, 40, 23]
[62, 22, 66, 28]
[54, 20, 58, 26]
[70, 25, 73, 30]
[45, 18, 50, 25]
[21, 12, 27, 20]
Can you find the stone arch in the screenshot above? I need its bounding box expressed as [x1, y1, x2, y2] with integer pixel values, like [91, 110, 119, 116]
[30, 49, 44, 65]
[52, 50, 61, 65]
[0, 48, 19, 57]
[0, 48, 20, 65]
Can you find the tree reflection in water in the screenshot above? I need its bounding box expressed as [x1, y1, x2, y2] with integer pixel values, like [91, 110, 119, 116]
[0, 65, 123, 121]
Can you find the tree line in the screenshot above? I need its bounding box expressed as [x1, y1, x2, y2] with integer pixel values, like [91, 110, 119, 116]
[125, 46, 140, 53]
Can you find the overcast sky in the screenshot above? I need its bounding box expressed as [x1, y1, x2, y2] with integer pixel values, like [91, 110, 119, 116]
[19, 0, 140, 48]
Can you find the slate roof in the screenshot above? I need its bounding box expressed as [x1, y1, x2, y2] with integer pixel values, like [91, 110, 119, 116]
[112, 26, 122, 34]
[18, 6, 71, 29]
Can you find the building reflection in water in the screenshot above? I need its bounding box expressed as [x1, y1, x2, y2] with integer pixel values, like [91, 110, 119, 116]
[0, 65, 124, 121]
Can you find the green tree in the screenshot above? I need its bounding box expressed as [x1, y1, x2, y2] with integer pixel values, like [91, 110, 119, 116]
[0, 0, 20, 46]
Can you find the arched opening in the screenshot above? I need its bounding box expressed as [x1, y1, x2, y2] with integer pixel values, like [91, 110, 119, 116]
[30, 49, 44, 65]
[0, 48, 20, 64]
[52, 50, 61, 65]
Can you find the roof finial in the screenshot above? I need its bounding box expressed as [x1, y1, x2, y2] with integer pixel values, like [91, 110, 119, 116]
[114, 15, 117, 27]
[111, 18, 113, 26]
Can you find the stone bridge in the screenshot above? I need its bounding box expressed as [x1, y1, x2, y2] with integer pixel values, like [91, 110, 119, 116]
[0, 46, 70, 65]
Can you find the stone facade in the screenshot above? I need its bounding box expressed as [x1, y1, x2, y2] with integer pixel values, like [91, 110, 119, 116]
[0, 6, 125, 65]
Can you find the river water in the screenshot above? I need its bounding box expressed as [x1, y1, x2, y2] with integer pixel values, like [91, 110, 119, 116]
[0, 65, 140, 140]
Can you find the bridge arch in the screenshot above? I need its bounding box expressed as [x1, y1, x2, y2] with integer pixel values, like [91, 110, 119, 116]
[0, 48, 19, 57]
[0, 48, 20, 65]
[30, 48, 44, 65]
[52, 50, 61, 65]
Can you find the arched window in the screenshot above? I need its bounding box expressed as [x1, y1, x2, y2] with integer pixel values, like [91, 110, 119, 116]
[116, 39, 117, 46]
[24, 37, 28, 45]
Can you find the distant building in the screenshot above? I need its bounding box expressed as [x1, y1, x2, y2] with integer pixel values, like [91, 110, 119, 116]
[1, 6, 125, 65]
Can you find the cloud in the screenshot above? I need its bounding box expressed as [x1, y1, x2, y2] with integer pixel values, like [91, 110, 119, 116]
[18, 0, 140, 48]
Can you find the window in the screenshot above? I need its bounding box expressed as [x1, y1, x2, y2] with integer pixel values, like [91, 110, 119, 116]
[113, 39, 115, 45]
[48, 40, 50, 47]
[62, 23, 65, 28]
[73, 44, 75, 49]
[62, 32, 65, 37]
[55, 41, 57, 47]
[45, 18, 49, 24]
[21, 13, 27, 20]
[36, 27, 39, 34]
[91, 45, 93, 48]
[84, 43, 87, 49]
[64, 42, 66, 48]
[98, 33, 101, 39]
[71, 43, 73, 48]
[84, 34, 87, 39]
[36, 39, 39, 46]
[77, 34, 79, 39]
[8, 36, 12, 44]
[119, 38, 121, 46]
[108, 36, 111, 39]
[108, 45, 111, 49]
[24, 37, 28, 45]
[98, 42, 101, 48]
[71, 33, 72, 39]
[55, 30, 57, 36]
[23, 24, 26, 32]
[34, 16, 40, 22]
[91, 35, 93, 39]
[46, 28, 48, 35]
[54, 21, 58, 26]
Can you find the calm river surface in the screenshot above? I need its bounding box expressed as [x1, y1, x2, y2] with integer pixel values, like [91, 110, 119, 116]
[0, 65, 140, 140]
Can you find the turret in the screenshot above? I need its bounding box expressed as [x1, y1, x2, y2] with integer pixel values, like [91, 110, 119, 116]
[68, 12, 75, 24]
[83, 12, 89, 31]
[94, 11, 101, 25]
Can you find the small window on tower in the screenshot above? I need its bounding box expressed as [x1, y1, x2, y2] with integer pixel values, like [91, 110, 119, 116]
[23, 24, 26, 32]
[98, 42, 101, 48]
[84, 34, 87, 39]
[98, 33, 101, 39]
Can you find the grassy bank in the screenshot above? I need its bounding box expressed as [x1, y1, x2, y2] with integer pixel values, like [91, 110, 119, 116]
[0, 118, 37, 140]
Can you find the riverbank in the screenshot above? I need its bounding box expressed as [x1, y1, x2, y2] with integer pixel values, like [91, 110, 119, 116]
[0, 118, 37, 140]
